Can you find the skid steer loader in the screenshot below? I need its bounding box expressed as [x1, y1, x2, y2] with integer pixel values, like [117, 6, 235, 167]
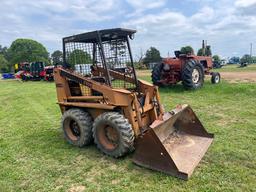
[54, 28, 214, 180]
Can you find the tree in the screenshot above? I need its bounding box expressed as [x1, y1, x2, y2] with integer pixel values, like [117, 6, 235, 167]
[0, 54, 9, 73]
[143, 47, 161, 64]
[197, 46, 212, 56]
[7, 39, 49, 65]
[240, 54, 252, 64]
[51, 50, 63, 66]
[67, 49, 92, 69]
[180, 46, 194, 55]
[212, 55, 221, 62]
[0, 45, 8, 59]
[252, 56, 256, 64]
[228, 56, 240, 64]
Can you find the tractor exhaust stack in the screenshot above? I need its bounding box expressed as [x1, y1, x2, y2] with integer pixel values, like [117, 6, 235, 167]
[133, 104, 214, 180]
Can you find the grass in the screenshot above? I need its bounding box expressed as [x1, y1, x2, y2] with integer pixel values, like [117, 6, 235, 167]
[213, 64, 256, 72]
[0, 75, 256, 191]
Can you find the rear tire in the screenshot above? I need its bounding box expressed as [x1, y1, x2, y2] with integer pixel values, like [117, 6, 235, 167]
[181, 60, 204, 90]
[93, 112, 135, 158]
[211, 72, 221, 84]
[151, 63, 163, 86]
[61, 108, 93, 147]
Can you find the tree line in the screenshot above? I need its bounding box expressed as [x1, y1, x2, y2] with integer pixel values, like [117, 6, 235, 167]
[0, 39, 64, 73]
[1, 38, 255, 73]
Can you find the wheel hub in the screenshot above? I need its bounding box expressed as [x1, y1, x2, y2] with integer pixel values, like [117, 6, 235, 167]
[64, 118, 81, 141]
[70, 121, 80, 137]
[98, 125, 120, 151]
[192, 69, 200, 83]
[105, 126, 119, 144]
[215, 75, 220, 83]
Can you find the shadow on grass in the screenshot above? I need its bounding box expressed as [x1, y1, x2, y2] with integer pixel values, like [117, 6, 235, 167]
[158, 84, 187, 93]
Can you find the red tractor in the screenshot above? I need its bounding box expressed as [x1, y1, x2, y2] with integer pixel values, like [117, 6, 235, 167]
[151, 51, 220, 89]
[30, 61, 46, 80]
[44, 66, 54, 81]
[15, 62, 32, 80]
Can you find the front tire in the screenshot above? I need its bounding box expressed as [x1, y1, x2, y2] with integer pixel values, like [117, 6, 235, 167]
[211, 72, 221, 84]
[93, 112, 135, 158]
[151, 63, 163, 86]
[61, 108, 93, 147]
[181, 60, 204, 90]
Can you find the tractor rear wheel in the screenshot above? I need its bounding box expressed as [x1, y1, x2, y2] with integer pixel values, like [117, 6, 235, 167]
[151, 63, 163, 86]
[181, 60, 204, 89]
[93, 112, 135, 158]
[211, 72, 221, 84]
[61, 108, 93, 147]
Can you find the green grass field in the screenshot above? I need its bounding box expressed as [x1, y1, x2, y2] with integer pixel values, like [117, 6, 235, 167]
[0, 73, 256, 191]
[213, 64, 256, 72]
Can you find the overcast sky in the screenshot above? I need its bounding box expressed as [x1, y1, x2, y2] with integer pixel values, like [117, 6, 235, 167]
[0, 0, 256, 59]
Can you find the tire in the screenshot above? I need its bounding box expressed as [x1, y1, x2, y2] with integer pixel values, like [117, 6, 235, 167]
[93, 112, 135, 158]
[61, 108, 93, 147]
[181, 60, 204, 89]
[22, 75, 28, 81]
[211, 72, 221, 84]
[151, 63, 163, 86]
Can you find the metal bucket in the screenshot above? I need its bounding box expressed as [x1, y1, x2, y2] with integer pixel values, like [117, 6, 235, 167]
[132, 104, 214, 180]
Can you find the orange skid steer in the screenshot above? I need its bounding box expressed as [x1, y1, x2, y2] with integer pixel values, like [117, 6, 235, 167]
[54, 28, 214, 180]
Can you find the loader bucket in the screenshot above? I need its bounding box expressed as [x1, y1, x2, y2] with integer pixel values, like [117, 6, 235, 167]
[132, 104, 214, 180]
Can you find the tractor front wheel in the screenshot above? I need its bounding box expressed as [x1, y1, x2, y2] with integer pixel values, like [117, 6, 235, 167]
[61, 108, 93, 147]
[211, 72, 221, 84]
[93, 112, 135, 158]
[181, 60, 204, 89]
[151, 63, 163, 86]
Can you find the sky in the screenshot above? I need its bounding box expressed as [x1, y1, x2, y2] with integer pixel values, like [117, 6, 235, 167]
[0, 0, 256, 59]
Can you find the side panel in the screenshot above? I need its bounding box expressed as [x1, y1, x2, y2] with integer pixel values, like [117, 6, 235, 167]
[54, 68, 71, 102]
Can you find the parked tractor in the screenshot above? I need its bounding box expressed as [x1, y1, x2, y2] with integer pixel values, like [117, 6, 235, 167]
[152, 46, 220, 89]
[53, 28, 214, 180]
[30, 61, 45, 80]
[15, 61, 50, 81]
[15, 62, 32, 80]
[44, 66, 54, 81]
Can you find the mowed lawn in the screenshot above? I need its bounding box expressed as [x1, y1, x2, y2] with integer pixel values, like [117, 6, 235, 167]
[213, 64, 256, 72]
[0, 71, 256, 191]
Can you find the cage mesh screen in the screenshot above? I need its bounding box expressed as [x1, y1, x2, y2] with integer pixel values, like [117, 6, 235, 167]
[64, 39, 136, 90]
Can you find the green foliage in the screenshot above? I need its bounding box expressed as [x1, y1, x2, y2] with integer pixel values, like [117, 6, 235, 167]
[67, 49, 92, 69]
[133, 61, 147, 69]
[240, 54, 252, 64]
[0, 54, 9, 73]
[0, 45, 8, 59]
[180, 46, 194, 55]
[51, 50, 63, 66]
[252, 56, 256, 63]
[212, 55, 221, 62]
[7, 39, 49, 65]
[197, 46, 212, 56]
[197, 48, 203, 56]
[143, 47, 161, 64]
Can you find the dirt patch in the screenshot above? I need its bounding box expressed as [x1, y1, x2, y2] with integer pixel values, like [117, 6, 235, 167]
[68, 185, 86, 192]
[137, 70, 151, 77]
[220, 72, 256, 83]
[137, 70, 256, 83]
